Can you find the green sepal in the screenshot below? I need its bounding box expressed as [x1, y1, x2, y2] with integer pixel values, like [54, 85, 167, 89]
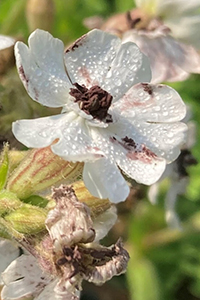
[5, 204, 47, 234]
[0, 189, 22, 216]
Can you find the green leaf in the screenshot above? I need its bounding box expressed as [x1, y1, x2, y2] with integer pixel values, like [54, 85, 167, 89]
[127, 257, 161, 300]
[23, 194, 49, 208]
[0, 144, 9, 190]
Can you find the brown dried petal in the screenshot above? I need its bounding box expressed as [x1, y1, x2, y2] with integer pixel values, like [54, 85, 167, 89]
[46, 185, 95, 252]
[84, 239, 130, 285]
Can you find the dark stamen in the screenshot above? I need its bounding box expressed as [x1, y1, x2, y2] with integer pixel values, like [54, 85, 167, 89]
[70, 83, 113, 122]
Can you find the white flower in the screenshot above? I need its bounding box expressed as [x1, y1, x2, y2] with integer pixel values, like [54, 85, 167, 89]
[0, 239, 20, 287]
[12, 29, 187, 203]
[0, 35, 15, 51]
[121, 0, 200, 83]
[148, 108, 197, 229]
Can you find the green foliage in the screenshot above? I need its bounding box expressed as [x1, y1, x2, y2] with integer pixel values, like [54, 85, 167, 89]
[0, 144, 9, 190]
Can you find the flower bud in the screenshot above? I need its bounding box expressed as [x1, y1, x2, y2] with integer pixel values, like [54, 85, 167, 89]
[26, 0, 55, 33]
[7, 146, 83, 199]
[0, 190, 22, 216]
[5, 204, 47, 234]
[8, 150, 27, 173]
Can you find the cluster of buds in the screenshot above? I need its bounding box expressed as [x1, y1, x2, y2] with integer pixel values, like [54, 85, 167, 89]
[0, 143, 129, 299]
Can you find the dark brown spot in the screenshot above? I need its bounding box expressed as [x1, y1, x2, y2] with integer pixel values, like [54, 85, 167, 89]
[63, 246, 73, 257]
[65, 35, 86, 53]
[56, 257, 67, 266]
[127, 144, 158, 163]
[141, 83, 153, 95]
[70, 83, 113, 122]
[122, 136, 136, 148]
[110, 136, 136, 151]
[126, 11, 141, 29]
[19, 65, 29, 87]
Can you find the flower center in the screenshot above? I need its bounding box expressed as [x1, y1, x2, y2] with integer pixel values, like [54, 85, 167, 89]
[69, 83, 113, 122]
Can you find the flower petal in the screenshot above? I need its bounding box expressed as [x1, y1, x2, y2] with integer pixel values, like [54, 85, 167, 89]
[94, 126, 166, 185]
[0, 239, 20, 286]
[64, 29, 121, 87]
[15, 29, 71, 107]
[166, 15, 200, 49]
[12, 112, 103, 162]
[108, 117, 187, 163]
[122, 30, 200, 83]
[1, 254, 50, 300]
[0, 35, 15, 50]
[93, 206, 117, 241]
[112, 83, 186, 122]
[12, 114, 65, 148]
[65, 29, 151, 100]
[102, 42, 151, 100]
[83, 159, 130, 203]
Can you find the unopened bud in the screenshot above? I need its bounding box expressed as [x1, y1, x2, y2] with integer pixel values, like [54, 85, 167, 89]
[26, 0, 55, 32]
[0, 190, 22, 216]
[7, 146, 83, 199]
[5, 204, 47, 234]
[8, 150, 27, 173]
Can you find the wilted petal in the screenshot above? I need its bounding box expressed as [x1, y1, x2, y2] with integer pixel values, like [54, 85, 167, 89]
[15, 29, 71, 107]
[83, 159, 130, 203]
[46, 185, 95, 252]
[65, 29, 151, 100]
[85, 239, 129, 284]
[1, 254, 51, 300]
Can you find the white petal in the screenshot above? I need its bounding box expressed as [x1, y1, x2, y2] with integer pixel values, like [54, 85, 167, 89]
[93, 206, 117, 241]
[35, 280, 57, 300]
[12, 114, 66, 148]
[112, 83, 186, 122]
[166, 15, 200, 49]
[96, 126, 167, 185]
[0, 239, 20, 286]
[50, 116, 104, 162]
[12, 112, 104, 162]
[15, 29, 71, 107]
[156, 0, 200, 17]
[1, 255, 50, 300]
[0, 35, 15, 50]
[102, 42, 151, 100]
[83, 159, 130, 203]
[65, 29, 151, 100]
[122, 30, 200, 83]
[64, 29, 121, 87]
[108, 117, 187, 162]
